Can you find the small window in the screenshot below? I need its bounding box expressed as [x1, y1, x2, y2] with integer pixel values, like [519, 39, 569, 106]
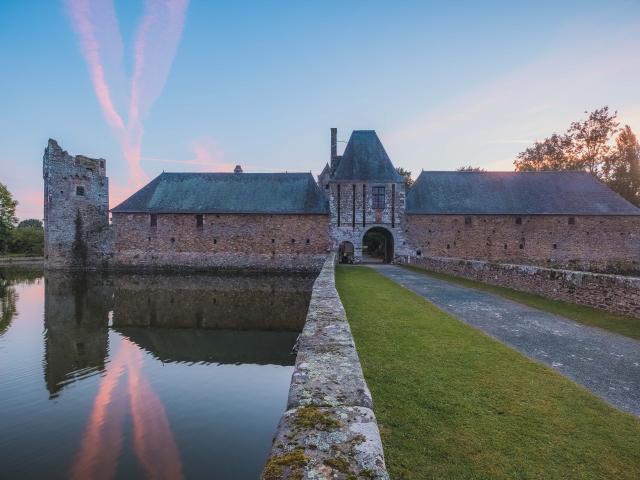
[213, 239, 217, 244]
[553, 243, 557, 249]
[372, 186, 385, 209]
[271, 239, 275, 244]
[416, 250, 422, 256]
[76, 186, 85, 196]
[464, 216, 472, 225]
[568, 217, 576, 225]
[446, 244, 450, 249]
[305, 239, 310, 244]
[196, 214, 203, 228]
[150, 214, 157, 228]
[519, 244, 524, 249]
[291, 239, 296, 244]
[515, 217, 522, 225]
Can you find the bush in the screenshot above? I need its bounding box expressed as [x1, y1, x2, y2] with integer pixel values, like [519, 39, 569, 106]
[8, 227, 44, 256]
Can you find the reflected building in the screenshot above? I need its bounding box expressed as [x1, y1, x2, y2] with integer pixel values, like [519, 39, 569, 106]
[43, 272, 112, 397]
[42, 271, 314, 394]
[111, 273, 314, 366]
[111, 273, 314, 331]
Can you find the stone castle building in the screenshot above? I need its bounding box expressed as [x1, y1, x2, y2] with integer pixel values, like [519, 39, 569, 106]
[43, 129, 640, 272]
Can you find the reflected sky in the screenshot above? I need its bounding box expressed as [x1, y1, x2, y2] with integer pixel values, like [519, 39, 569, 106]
[0, 269, 313, 479]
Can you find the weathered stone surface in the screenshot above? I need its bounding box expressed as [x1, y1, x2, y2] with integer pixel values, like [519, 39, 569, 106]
[111, 212, 329, 271]
[288, 343, 372, 409]
[263, 253, 388, 479]
[264, 406, 388, 480]
[405, 213, 640, 274]
[400, 255, 640, 317]
[43, 139, 112, 269]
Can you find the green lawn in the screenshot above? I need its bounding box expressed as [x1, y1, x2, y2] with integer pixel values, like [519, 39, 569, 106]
[402, 265, 640, 341]
[336, 266, 640, 480]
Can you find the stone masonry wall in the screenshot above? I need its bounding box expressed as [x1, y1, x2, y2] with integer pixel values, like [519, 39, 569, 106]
[262, 253, 388, 479]
[112, 212, 330, 271]
[43, 139, 111, 269]
[329, 181, 410, 260]
[400, 255, 640, 317]
[406, 214, 640, 274]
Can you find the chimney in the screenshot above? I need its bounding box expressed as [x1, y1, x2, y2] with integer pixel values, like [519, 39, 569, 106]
[234, 165, 243, 173]
[330, 128, 338, 172]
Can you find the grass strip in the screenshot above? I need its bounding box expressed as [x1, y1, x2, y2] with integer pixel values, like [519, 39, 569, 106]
[336, 265, 640, 479]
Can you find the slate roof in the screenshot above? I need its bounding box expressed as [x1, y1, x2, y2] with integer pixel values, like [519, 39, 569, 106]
[332, 130, 404, 182]
[111, 172, 329, 214]
[406, 171, 640, 215]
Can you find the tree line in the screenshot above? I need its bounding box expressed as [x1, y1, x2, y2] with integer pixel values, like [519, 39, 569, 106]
[0, 182, 44, 256]
[514, 107, 640, 206]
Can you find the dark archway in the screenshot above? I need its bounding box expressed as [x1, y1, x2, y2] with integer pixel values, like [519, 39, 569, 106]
[362, 227, 394, 263]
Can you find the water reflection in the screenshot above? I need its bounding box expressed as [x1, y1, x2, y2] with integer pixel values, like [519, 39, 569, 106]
[0, 269, 314, 480]
[0, 268, 41, 336]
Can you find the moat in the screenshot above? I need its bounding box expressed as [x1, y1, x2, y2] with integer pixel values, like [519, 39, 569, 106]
[0, 268, 315, 479]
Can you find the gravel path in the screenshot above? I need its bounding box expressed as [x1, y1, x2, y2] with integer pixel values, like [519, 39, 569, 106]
[370, 264, 640, 417]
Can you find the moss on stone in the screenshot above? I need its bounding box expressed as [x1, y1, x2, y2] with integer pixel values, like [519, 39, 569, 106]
[262, 449, 308, 480]
[293, 406, 341, 431]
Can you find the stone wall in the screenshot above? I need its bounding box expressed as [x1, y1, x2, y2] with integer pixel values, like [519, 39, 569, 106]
[43, 139, 110, 269]
[262, 253, 389, 479]
[111, 212, 330, 271]
[400, 255, 640, 317]
[329, 180, 410, 260]
[406, 214, 640, 274]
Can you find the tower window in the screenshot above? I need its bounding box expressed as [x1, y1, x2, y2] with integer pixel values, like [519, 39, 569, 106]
[150, 214, 158, 228]
[196, 214, 203, 228]
[76, 186, 85, 196]
[372, 186, 385, 209]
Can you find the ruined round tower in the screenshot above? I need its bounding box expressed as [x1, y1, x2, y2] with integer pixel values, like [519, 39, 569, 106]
[43, 139, 110, 268]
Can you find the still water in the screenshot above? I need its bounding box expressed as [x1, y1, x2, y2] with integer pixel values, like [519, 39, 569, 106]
[0, 268, 314, 480]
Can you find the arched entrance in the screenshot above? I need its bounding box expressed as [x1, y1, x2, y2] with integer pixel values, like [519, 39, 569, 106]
[362, 227, 394, 263]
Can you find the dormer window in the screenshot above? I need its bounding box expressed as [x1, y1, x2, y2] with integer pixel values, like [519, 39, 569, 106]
[372, 186, 385, 209]
[76, 186, 85, 196]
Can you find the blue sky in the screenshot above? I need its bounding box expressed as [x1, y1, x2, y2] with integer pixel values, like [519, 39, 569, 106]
[1, 0, 639, 219]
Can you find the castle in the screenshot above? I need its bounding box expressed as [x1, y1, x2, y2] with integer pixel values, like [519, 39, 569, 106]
[43, 129, 640, 272]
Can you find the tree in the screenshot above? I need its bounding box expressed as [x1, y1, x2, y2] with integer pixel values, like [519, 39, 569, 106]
[18, 219, 43, 230]
[514, 107, 620, 176]
[396, 167, 414, 190]
[457, 165, 486, 172]
[602, 125, 640, 206]
[72, 210, 87, 266]
[567, 106, 619, 177]
[514, 133, 574, 171]
[0, 183, 18, 254]
[8, 227, 44, 256]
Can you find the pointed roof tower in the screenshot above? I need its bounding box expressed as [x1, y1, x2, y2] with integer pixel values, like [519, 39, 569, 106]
[331, 130, 403, 182]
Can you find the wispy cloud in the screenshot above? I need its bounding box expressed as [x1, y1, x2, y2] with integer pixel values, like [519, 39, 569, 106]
[65, 0, 189, 191]
[387, 21, 640, 172]
[143, 138, 236, 172]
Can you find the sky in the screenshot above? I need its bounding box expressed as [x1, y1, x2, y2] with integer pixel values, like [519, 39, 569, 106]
[1, 0, 639, 220]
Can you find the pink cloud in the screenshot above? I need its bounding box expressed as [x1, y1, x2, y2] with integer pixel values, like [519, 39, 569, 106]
[65, 0, 190, 191]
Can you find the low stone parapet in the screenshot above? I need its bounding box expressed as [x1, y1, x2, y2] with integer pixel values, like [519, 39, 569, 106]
[399, 255, 640, 317]
[262, 253, 389, 479]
